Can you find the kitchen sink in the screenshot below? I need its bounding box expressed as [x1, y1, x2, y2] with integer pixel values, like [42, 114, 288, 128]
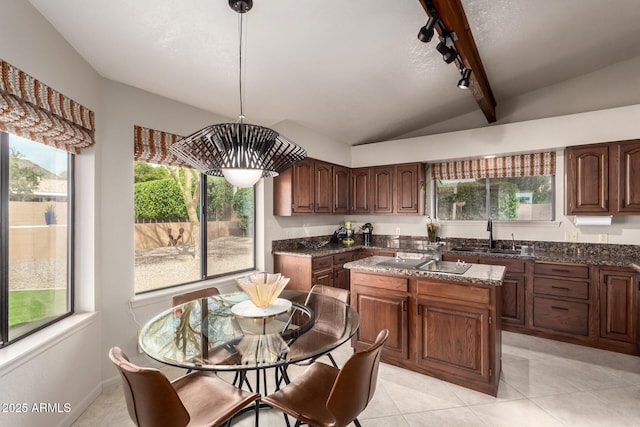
[376, 258, 471, 274]
[452, 246, 521, 255]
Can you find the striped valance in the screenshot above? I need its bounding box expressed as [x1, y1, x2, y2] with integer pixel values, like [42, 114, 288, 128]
[432, 152, 556, 180]
[134, 125, 189, 167]
[0, 59, 95, 154]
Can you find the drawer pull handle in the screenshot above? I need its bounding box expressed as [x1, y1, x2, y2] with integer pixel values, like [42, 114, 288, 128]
[316, 274, 330, 280]
[402, 300, 408, 312]
[551, 306, 569, 311]
[551, 268, 571, 273]
[551, 286, 570, 291]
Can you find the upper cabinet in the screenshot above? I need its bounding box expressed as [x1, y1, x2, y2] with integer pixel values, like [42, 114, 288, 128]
[274, 159, 424, 216]
[565, 139, 640, 215]
[274, 158, 332, 215]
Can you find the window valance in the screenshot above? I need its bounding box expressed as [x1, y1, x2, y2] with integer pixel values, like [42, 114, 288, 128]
[431, 152, 556, 180]
[134, 125, 189, 167]
[0, 59, 95, 153]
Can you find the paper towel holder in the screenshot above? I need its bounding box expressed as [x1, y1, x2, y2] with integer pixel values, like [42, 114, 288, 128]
[573, 215, 613, 226]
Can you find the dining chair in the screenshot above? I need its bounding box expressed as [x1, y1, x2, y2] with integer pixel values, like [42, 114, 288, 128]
[109, 347, 260, 427]
[171, 286, 220, 306]
[263, 328, 389, 427]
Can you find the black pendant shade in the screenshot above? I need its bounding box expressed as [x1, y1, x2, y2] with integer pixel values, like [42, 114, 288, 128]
[169, 122, 307, 178]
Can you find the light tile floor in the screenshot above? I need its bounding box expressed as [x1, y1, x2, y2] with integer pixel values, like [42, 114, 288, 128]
[74, 332, 640, 426]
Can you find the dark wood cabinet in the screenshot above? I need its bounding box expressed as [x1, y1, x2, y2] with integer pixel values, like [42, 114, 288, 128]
[333, 165, 350, 214]
[314, 160, 333, 213]
[292, 158, 316, 214]
[598, 266, 638, 353]
[442, 254, 529, 329]
[532, 262, 593, 340]
[565, 139, 640, 215]
[351, 167, 371, 214]
[274, 252, 354, 292]
[372, 166, 394, 214]
[351, 269, 500, 396]
[351, 275, 410, 362]
[617, 141, 640, 213]
[396, 163, 422, 214]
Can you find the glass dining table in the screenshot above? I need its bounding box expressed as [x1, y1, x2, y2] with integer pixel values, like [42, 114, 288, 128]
[138, 289, 359, 392]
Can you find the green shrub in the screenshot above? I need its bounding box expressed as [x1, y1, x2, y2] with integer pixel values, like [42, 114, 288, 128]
[134, 178, 187, 221]
[232, 188, 254, 234]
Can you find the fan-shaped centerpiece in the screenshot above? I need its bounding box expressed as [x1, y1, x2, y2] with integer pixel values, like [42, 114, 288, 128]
[236, 273, 290, 308]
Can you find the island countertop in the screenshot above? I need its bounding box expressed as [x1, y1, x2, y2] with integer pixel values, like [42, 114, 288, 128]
[344, 256, 506, 286]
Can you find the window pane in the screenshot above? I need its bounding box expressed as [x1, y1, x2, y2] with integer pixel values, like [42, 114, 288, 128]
[490, 176, 554, 221]
[436, 179, 487, 220]
[206, 176, 254, 277]
[133, 162, 201, 292]
[7, 135, 70, 341]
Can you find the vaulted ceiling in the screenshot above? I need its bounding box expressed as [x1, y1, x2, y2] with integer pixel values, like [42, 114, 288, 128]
[28, 0, 640, 146]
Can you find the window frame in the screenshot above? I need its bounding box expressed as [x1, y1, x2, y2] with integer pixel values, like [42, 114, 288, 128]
[0, 131, 75, 348]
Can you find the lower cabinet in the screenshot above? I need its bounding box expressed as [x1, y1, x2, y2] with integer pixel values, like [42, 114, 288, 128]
[598, 266, 638, 353]
[532, 262, 593, 341]
[274, 252, 354, 291]
[351, 270, 500, 396]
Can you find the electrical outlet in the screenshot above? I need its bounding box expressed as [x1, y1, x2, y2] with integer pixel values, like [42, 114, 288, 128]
[598, 233, 608, 243]
[285, 230, 291, 238]
[395, 227, 401, 236]
[565, 231, 578, 242]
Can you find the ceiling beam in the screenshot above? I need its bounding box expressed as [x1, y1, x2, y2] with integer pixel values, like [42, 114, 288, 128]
[418, 0, 497, 123]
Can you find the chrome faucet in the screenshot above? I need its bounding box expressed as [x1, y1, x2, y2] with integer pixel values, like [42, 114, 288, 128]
[487, 217, 495, 249]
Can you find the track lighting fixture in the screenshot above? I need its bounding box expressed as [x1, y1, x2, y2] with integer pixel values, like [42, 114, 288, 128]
[458, 67, 472, 89]
[417, 16, 437, 43]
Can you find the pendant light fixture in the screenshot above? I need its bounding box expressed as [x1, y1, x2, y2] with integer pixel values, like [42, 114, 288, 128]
[169, 0, 307, 188]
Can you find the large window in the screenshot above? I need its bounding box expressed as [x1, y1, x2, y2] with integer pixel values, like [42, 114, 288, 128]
[435, 176, 555, 220]
[133, 162, 255, 293]
[1, 133, 73, 347]
[433, 153, 555, 221]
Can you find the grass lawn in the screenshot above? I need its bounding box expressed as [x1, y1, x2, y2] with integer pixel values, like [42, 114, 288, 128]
[8, 289, 68, 327]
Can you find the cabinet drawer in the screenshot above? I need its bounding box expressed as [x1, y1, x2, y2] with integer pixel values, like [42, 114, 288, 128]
[333, 252, 354, 264]
[418, 280, 491, 305]
[533, 296, 589, 336]
[534, 262, 589, 279]
[351, 272, 408, 292]
[534, 277, 589, 300]
[479, 257, 526, 273]
[312, 255, 333, 270]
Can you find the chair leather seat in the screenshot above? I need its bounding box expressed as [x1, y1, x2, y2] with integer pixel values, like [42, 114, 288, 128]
[262, 362, 340, 426]
[172, 371, 257, 427]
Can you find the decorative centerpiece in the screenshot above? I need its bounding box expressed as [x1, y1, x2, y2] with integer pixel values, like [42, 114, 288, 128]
[236, 272, 289, 307]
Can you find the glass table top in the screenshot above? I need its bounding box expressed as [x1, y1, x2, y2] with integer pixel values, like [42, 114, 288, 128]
[138, 290, 359, 371]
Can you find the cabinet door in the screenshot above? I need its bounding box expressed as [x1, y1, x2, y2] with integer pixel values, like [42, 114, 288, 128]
[352, 285, 409, 361]
[416, 298, 491, 383]
[565, 145, 609, 214]
[351, 167, 371, 214]
[617, 140, 640, 214]
[500, 273, 526, 326]
[396, 163, 421, 214]
[292, 158, 315, 214]
[314, 161, 333, 213]
[333, 165, 351, 214]
[372, 166, 394, 214]
[599, 268, 637, 344]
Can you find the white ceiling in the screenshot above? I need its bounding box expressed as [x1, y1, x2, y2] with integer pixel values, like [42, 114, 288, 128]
[28, 0, 640, 146]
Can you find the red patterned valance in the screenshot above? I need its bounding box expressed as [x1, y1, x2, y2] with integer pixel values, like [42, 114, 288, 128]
[0, 59, 95, 154]
[134, 125, 189, 167]
[432, 152, 556, 180]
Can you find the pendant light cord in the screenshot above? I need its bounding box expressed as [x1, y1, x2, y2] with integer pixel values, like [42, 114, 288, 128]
[238, 11, 246, 123]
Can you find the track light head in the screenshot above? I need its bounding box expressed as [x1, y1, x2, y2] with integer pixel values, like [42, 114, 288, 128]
[436, 41, 457, 64]
[458, 68, 472, 89]
[417, 16, 437, 43]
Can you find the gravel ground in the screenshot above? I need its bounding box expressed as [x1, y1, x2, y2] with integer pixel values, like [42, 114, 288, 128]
[9, 236, 254, 293]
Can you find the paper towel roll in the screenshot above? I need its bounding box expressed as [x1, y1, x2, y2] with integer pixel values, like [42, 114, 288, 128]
[573, 216, 612, 226]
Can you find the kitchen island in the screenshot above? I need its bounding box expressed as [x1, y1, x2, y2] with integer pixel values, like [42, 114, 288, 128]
[344, 256, 506, 396]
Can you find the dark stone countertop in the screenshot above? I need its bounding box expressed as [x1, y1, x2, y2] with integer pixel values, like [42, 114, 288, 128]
[272, 235, 640, 269]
